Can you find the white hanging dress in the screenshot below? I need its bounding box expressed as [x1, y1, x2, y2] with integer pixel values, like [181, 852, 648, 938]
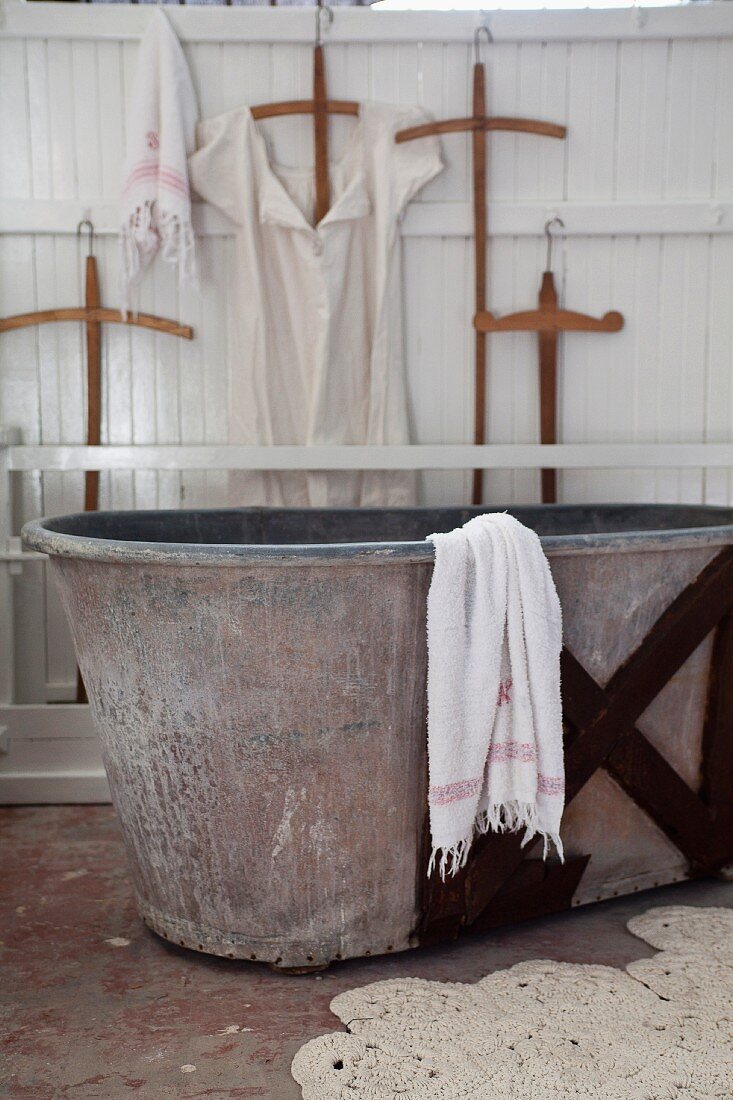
[188, 102, 443, 508]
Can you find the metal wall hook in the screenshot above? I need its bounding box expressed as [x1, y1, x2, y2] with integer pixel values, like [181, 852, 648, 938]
[474, 23, 493, 65]
[76, 219, 95, 259]
[544, 216, 564, 271]
[315, 3, 333, 48]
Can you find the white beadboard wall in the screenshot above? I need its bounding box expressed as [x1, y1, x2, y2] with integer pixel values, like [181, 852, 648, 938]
[2, 3, 733, 717]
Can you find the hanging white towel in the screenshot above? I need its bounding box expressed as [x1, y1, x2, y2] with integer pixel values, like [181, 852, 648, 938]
[120, 10, 198, 305]
[426, 512, 565, 879]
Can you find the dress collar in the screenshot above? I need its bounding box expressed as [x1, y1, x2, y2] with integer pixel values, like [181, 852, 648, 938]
[248, 108, 371, 234]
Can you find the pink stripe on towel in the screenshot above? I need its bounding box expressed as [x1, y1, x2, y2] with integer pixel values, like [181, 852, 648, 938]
[429, 777, 482, 806]
[487, 741, 536, 765]
[123, 162, 189, 197]
[537, 775, 565, 796]
[124, 159, 187, 185]
[430, 742, 565, 806]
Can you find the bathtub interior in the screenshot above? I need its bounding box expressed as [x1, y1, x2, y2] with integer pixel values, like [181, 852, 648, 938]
[38, 503, 733, 548]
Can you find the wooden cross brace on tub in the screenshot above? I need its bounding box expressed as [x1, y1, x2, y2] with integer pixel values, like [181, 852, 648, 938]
[418, 546, 733, 943]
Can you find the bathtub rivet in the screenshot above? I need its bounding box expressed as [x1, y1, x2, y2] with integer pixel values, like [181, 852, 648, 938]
[250, 953, 257, 960]
[335, 953, 342, 960]
[227, 952, 234, 958]
[275, 956, 282, 963]
[387, 945, 393, 951]
[197, 943, 203, 950]
[179, 939, 185, 946]
[306, 955, 314, 962]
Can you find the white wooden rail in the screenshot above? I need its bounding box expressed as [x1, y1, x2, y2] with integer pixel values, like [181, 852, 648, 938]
[5, 442, 733, 475]
[3, 200, 733, 240]
[4, 439, 733, 569]
[5, 3, 733, 44]
[3, 439, 733, 568]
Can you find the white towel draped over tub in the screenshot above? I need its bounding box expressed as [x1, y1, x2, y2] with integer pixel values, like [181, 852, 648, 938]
[120, 9, 198, 306]
[426, 513, 565, 879]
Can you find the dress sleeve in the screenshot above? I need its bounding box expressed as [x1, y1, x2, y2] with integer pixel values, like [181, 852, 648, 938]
[388, 106, 444, 217]
[188, 111, 246, 227]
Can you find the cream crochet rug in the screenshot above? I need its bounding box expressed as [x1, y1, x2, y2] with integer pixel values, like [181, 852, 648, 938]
[292, 906, 733, 1099]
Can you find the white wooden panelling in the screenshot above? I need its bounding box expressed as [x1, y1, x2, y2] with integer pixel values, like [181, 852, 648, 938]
[7, 198, 733, 237]
[1, 7, 733, 800]
[0, 432, 18, 707]
[0, 704, 108, 804]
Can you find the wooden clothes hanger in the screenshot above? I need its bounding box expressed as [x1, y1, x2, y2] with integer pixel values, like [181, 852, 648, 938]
[395, 26, 567, 505]
[0, 220, 194, 512]
[250, 3, 358, 226]
[474, 217, 624, 504]
[0, 219, 194, 700]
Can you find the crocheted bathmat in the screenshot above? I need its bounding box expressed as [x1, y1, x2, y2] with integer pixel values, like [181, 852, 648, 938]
[292, 905, 733, 1099]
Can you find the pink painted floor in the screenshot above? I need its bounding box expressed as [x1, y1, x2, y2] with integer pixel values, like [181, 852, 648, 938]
[1, 805, 731, 1099]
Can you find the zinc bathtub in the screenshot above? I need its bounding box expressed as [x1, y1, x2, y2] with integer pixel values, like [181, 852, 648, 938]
[22, 504, 733, 969]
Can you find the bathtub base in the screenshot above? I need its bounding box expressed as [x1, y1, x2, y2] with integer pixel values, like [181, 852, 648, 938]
[137, 899, 309, 966]
[268, 963, 330, 975]
[136, 896, 408, 969]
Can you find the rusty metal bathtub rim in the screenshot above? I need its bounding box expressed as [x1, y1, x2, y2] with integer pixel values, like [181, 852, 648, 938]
[21, 504, 733, 567]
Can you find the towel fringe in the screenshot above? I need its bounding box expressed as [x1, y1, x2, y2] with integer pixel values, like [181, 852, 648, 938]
[430, 801, 564, 880]
[120, 202, 196, 314]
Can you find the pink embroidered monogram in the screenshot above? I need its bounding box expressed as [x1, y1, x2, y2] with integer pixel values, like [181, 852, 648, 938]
[497, 678, 513, 706]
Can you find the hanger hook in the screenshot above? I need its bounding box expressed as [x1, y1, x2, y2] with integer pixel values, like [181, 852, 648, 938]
[315, 3, 333, 48]
[544, 216, 564, 270]
[76, 219, 94, 259]
[474, 23, 493, 65]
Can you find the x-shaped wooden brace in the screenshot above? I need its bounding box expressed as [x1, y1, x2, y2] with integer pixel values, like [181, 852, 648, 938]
[418, 546, 733, 943]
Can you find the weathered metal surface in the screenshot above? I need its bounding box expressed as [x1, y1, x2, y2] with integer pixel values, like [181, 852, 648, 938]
[22, 504, 733, 966]
[49, 557, 430, 969]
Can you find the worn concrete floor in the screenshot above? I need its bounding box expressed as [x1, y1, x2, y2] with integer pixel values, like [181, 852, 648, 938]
[1, 806, 731, 1099]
